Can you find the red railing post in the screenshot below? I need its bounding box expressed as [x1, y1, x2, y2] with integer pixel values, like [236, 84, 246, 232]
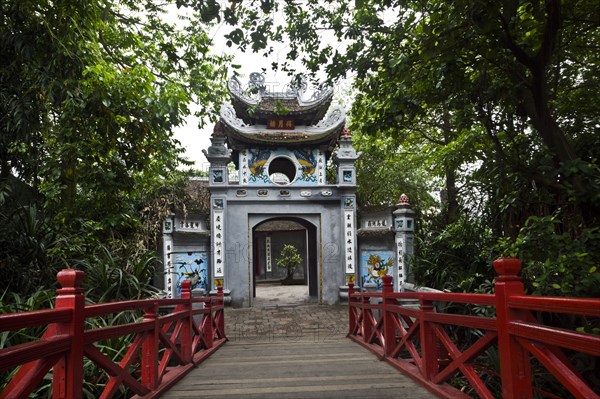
[204, 293, 214, 349]
[494, 258, 533, 399]
[53, 269, 85, 399]
[362, 292, 372, 343]
[382, 275, 395, 357]
[141, 302, 159, 389]
[216, 285, 225, 338]
[419, 294, 438, 380]
[348, 282, 356, 336]
[180, 280, 192, 363]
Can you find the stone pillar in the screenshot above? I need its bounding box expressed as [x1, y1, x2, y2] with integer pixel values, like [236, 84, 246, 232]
[336, 128, 362, 300]
[162, 214, 176, 298]
[393, 194, 415, 292]
[203, 122, 232, 296]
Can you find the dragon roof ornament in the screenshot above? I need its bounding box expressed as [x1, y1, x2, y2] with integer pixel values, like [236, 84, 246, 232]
[227, 73, 334, 107]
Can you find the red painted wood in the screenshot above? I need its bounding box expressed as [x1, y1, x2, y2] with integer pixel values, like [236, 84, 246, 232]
[508, 321, 600, 356]
[516, 337, 599, 399]
[0, 309, 72, 332]
[508, 295, 600, 316]
[0, 334, 70, 371]
[142, 303, 160, 390]
[203, 298, 214, 349]
[179, 280, 193, 364]
[53, 269, 85, 399]
[0, 270, 227, 399]
[382, 275, 396, 358]
[361, 294, 373, 344]
[424, 311, 497, 331]
[102, 334, 144, 398]
[494, 258, 533, 399]
[347, 257, 600, 399]
[3, 259, 598, 399]
[419, 297, 438, 380]
[432, 325, 495, 399]
[84, 299, 155, 318]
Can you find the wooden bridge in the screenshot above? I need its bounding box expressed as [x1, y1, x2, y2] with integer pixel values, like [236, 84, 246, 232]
[163, 300, 435, 399]
[1, 258, 599, 398]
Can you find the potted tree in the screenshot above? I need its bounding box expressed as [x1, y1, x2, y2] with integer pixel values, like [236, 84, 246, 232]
[276, 244, 302, 284]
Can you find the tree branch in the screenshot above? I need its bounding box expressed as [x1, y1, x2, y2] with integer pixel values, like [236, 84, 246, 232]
[498, 12, 535, 69]
[535, 0, 562, 69]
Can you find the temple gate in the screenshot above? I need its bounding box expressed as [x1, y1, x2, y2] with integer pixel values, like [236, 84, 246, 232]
[199, 73, 360, 307]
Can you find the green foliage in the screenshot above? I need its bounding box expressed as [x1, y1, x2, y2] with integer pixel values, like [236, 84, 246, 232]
[497, 214, 600, 297]
[0, 185, 59, 295]
[0, 289, 55, 395]
[0, 0, 228, 298]
[411, 214, 495, 293]
[276, 244, 302, 280]
[75, 244, 159, 303]
[0, 3, 211, 390]
[353, 132, 436, 210]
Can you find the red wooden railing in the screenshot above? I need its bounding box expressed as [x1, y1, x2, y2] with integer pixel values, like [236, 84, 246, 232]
[0, 269, 226, 399]
[348, 258, 600, 399]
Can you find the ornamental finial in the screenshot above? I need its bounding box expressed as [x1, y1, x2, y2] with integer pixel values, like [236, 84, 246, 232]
[341, 127, 352, 138]
[213, 121, 224, 137]
[398, 193, 410, 205]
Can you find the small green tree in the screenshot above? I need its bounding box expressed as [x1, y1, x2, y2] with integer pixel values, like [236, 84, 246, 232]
[276, 244, 302, 282]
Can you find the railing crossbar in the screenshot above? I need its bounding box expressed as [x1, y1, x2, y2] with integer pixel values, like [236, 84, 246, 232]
[0, 271, 227, 399]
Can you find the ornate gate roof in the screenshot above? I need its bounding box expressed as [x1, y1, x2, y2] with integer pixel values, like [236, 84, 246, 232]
[219, 73, 345, 149]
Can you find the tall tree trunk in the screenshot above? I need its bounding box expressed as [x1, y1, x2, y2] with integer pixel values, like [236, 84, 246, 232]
[522, 68, 577, 166]
[442, 111, 459, 224]
[502, 0, 577, 166]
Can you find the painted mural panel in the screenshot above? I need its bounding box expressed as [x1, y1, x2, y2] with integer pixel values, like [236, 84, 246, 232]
[241, 148, 324, 186]
[360, 250, 394, 290]
[248, 149, 271, 184]
[173, 251, 208, 297]
[293, 149, 317, 183]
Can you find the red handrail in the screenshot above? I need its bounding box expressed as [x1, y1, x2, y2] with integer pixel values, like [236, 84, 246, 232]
[0, 270, 227, 399]
[348, 258, 600, 399]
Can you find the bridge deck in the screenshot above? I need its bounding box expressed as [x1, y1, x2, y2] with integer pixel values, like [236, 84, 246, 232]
[163, 287, 436, 398]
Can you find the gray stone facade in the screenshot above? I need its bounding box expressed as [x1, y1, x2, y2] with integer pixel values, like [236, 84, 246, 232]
[212, 185, 356, 307]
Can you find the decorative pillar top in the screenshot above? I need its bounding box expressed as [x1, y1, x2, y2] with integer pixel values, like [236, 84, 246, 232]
[493, 258, 523, 282]
[213, 121, 225, 137]
[57, 269, 85, 294]
[398, 193, 410, 205]
[202, 122, 231, 165]
[393, 192, 415, 232]
[394, 192, 415, 216]
[335, 128, 362, 163]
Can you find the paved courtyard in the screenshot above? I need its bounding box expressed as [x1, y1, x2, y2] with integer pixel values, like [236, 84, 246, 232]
[226, 283, 347, 343]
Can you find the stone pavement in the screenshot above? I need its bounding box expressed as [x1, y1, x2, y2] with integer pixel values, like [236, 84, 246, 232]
[226, 283, 344, 343]
[162, 284, 437, 398]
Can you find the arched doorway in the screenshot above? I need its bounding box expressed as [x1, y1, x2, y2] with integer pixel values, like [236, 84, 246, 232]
[252, 217, 318, 305]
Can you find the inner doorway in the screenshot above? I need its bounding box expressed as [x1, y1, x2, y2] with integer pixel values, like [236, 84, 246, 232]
[252, 218, 318, 306]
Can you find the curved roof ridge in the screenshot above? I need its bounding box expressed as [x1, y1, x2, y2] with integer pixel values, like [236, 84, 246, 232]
[227, 73, 334, 110]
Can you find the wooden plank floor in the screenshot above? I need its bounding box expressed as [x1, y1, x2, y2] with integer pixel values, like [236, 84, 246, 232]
[161, 339, 437, 399]
[162, 298, 437, 399]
